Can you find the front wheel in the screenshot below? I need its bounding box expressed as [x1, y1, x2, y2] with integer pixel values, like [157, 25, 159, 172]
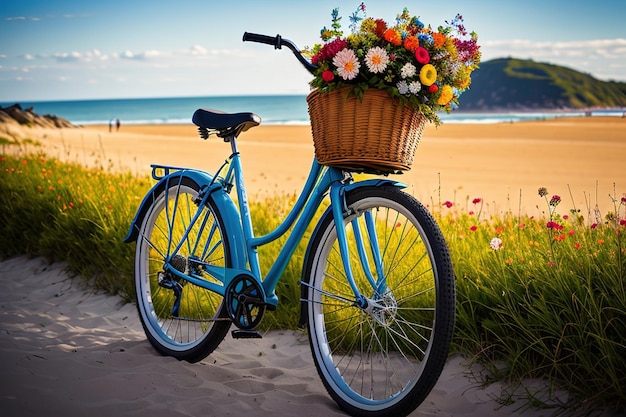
[134, 176, 232, 362]
[303, 186, 455, 417]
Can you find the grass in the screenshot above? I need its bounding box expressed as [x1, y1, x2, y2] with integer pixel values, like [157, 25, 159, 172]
[1, 140, 625, 415]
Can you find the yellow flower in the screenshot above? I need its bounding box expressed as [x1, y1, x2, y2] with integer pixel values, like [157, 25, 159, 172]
[419, 64, 437, 86]
[437, 85, 454, 105]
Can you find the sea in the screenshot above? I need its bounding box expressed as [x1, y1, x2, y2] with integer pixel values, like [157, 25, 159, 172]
[1, 95, 624, 126]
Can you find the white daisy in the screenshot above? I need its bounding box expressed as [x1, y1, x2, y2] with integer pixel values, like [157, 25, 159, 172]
[490, 237, 503, 251]
[332, 48, 360, 80]
[364, 46, 389, 73]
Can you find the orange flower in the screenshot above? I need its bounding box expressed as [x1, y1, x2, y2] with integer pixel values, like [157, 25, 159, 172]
[403, 35, 419, 52]
[433, 32, 446, 48]
[383, 29, 402, 46]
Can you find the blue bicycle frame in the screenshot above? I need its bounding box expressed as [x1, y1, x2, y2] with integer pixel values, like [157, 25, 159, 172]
[125, 142, 406, 310]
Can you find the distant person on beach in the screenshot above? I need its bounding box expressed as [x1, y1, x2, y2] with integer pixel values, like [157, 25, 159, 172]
[116, 118, 120, 131]
[109, 119, 113, 132]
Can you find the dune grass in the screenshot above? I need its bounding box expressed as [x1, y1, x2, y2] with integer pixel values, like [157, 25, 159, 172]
[1, 140, 624, 414]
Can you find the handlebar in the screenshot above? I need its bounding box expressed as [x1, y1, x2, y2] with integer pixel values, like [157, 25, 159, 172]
[242, 32, 317, 75]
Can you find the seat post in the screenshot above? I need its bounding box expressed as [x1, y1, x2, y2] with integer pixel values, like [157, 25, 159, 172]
[226, 133, 239, 155]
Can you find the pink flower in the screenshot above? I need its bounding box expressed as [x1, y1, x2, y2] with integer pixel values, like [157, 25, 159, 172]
[333, 48, 360, 80]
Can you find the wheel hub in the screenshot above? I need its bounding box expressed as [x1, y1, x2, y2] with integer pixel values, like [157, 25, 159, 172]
[366, 289, 398, 327]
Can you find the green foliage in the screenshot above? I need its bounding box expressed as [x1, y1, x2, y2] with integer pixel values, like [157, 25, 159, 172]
[1, 150, 624, 413]
[436, 192, 626, 412]
[0, 153, 151, 300]
[462, 58, 626, 111]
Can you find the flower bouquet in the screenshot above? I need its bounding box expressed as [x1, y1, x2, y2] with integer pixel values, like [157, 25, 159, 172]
[305, 3, 480, 173]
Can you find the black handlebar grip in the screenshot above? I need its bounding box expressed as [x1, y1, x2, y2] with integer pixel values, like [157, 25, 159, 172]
[242, 32, 282, 49]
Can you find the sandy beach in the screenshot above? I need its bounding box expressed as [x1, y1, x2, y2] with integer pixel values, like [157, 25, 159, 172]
[1, 117, 624, 415]
[1, 255, 559, 417]
[3, 117, 624, 216]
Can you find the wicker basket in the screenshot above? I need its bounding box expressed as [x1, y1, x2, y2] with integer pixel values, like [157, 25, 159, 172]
[306, 88, 426, 174]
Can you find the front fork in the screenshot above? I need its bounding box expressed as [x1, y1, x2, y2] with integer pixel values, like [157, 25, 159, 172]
[329, 182, 386, 310]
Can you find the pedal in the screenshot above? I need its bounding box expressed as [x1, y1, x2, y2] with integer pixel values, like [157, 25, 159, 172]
[231, 329, 263, 339]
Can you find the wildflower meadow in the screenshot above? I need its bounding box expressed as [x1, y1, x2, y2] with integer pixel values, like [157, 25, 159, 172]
[1, 140, 624, 414]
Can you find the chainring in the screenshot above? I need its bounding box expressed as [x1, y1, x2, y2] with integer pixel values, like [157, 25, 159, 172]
[225, 274, 266, 330]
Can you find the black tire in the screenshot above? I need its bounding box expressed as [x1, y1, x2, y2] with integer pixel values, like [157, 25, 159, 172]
[134, 176, 231, 362]
[302, 186, 455, 417]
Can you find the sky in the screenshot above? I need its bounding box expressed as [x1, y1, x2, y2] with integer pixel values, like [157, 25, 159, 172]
[1, 0, 625, 102]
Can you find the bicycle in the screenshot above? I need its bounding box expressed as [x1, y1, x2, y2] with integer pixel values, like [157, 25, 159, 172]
[124, 33, 456, 417]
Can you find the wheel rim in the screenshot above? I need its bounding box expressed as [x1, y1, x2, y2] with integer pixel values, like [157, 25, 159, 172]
[309, 195, 441, 409]
[136, 183, 227, 351]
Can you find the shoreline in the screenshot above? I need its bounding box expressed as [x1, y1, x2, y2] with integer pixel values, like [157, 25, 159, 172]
[2, 116, 625, 216]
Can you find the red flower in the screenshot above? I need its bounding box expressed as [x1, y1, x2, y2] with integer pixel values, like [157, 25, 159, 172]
[429, 84, 439, 93]
[549, 195, 561, 206]
[443, 201, 453, 208]
[470, 225, 477, 231]
[311, 38, 348, 65]
[322, 70, 335, 82]
[415, 47, 430, 64]
[546, 221, 563, 230]
[374, 18, 387, 37]
[472, 198, 482, 204]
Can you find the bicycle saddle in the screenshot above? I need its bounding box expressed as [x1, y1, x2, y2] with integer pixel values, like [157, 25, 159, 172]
[192, 108, 261, 139]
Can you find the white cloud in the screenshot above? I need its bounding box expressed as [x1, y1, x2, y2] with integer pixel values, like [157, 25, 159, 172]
[483, 38, 626, 61]
[4, 16, 40, 22]
[481, 38, 626, 80]
[53, 51, 82, 62]
[189, 45, 208, 55]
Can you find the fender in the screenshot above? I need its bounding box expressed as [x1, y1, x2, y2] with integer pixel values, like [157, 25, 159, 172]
[297, 179, 406, 328]
[124, 170, 247, 269]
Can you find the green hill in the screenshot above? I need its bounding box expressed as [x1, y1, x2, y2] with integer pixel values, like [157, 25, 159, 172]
[459, 58, 626, 111]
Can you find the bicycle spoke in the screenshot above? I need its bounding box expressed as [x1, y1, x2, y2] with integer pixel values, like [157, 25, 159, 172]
[305, 186, 455, 414]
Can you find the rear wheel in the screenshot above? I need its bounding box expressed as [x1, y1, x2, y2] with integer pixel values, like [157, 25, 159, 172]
[134, 176, 231, 362]
[303, 186, 455, 417]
